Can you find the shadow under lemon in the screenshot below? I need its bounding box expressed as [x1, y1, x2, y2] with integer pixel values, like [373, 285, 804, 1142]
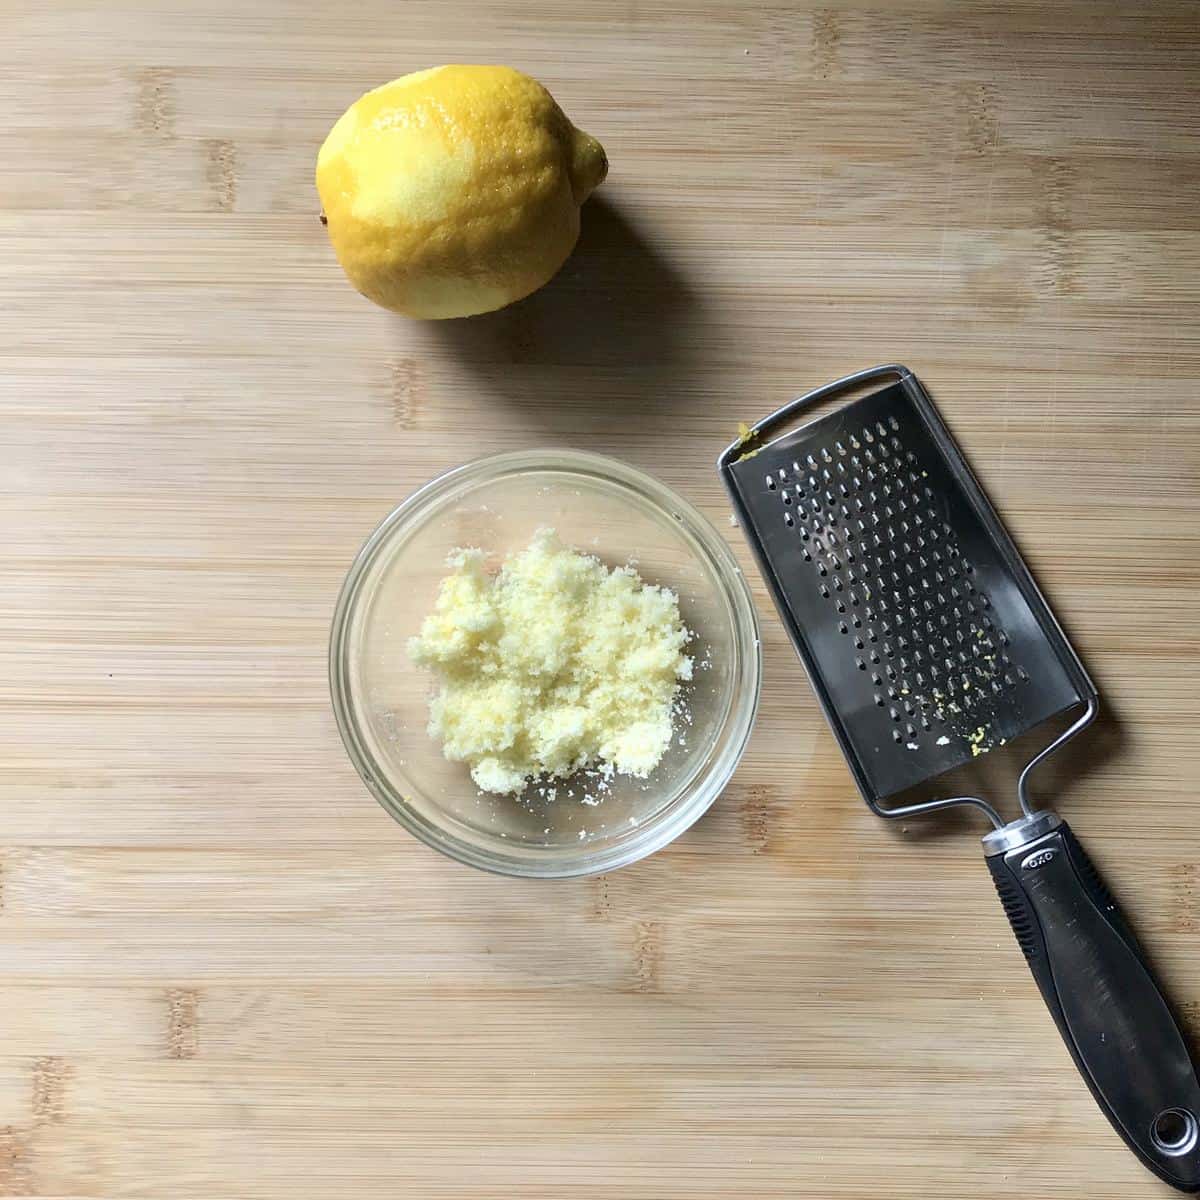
[414, 196, 712, 420]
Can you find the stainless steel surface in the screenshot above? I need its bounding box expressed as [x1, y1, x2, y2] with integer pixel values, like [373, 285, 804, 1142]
[719, 365, 1096, 825]
[981, 809, 1063, 857]
[872, 793, 1004, 830]
[1017, 695, 1100, 817]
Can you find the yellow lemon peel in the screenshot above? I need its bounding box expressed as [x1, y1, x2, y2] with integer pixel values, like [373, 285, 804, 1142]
[316, 65, 607, 318]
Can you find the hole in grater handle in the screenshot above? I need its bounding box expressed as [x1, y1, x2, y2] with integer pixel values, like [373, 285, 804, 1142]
[1151, 1109, 1199, 1157]
[719, 365, 1097, 826]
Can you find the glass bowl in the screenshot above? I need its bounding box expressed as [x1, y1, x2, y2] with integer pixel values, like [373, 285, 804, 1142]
[329, 449, 761, 878]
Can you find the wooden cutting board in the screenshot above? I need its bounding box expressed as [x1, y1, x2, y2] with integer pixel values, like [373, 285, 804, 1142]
[2, 2, 1198, 1196]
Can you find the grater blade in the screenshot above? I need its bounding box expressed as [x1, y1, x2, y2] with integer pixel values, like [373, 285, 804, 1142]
[720, 365, 1094, 811]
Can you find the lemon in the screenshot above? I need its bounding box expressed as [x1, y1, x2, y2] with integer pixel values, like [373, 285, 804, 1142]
[316, 65, 608, 319]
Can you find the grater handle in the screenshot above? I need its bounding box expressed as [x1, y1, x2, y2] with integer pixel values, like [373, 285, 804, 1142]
[717, 364, 912, 467]
[987, 819, 1200, 1192]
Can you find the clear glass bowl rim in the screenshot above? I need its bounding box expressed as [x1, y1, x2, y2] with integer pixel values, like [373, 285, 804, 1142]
[329, 448, 762, 878]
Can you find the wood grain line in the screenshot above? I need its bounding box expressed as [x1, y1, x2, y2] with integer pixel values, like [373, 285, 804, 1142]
[630, 920, 663, 993]
[811, 10, 842, 80]
[204, 139, 238, 212]
[962, 81, 1000, 154]
[739, 783, 784, 856]
[166, 988, 200, 1060]
[134, 67, 176, 138]
[30, 1056, 71, 1125]
[388, 357, 423, 430]
[0, 1125, 31, 1195]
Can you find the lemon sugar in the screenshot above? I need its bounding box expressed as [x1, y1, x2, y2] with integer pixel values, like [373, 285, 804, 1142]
[407, 529, 693, 795]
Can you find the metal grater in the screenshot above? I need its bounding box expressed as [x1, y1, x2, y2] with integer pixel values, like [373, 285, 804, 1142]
[720, 364, 1088, 818]
[720, 365, 1200, 1192]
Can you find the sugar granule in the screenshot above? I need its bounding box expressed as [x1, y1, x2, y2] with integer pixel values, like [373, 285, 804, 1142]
[408, 528, 693, 796]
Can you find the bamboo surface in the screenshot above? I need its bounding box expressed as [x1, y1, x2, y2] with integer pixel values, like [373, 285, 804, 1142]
[1, 1, 1199, 1196]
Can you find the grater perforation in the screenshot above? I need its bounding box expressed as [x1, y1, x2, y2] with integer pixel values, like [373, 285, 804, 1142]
[720, 365, 1087, 805]
[768, 410, 1025, 746]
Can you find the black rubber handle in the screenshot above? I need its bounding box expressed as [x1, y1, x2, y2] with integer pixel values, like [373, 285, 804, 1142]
[988, 821, 1200, 1191]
